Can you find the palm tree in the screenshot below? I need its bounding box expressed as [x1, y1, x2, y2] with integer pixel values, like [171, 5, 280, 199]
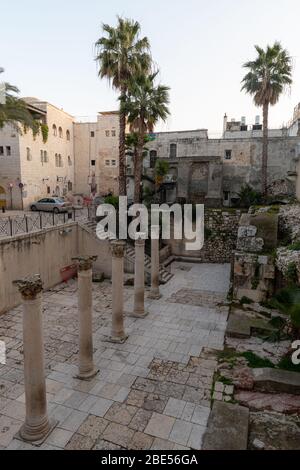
[0, 69, 37, 131]
[95, 17, 151, 196]
[125, 132, 150, 200]
[121, 72, 170, 203]
[241, 42, 292, 197]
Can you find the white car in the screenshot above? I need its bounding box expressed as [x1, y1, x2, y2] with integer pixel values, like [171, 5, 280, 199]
[30, 197, 72, 213]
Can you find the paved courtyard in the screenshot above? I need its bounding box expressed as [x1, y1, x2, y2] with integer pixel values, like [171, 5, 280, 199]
[0, 262, 231, 450]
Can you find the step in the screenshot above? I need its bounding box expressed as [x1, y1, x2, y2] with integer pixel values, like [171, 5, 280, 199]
[202, 401, 249, 450]
[253, 368, 300, 395]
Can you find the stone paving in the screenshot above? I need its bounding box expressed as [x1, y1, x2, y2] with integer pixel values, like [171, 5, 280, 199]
[0, 262, 231, 450]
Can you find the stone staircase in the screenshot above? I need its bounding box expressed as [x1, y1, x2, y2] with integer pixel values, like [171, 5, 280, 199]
[79, 220, 173, 285]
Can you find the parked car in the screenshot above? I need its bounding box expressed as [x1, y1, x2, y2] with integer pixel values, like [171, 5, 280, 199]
[30, 197, 72, 213]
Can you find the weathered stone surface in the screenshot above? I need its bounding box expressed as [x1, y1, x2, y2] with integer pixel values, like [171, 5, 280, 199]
[235, 390, 300, 414]
[202, 401, 249, 450]
[236, 237, 264, 253]
[248, 411, 300, 450]
[253, 368, 300, 395]
[238, 226, 257, 238]
[226, 313, 251, 338]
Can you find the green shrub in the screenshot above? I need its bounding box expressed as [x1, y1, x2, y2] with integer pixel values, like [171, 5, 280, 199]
[290, 304, 300, 329]
[104, 195, 119, 209]
[277, 353, 300, 372]
[237, 184, 262, 208]
[288, 241, 300, 251]
[285, 262, 298, 284]
[241, 351, 275, 368]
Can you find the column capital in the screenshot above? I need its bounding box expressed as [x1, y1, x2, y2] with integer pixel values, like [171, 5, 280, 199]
[72, 255, 97, 271]
[135, 233, 146, 246]
[111, 240, 125, 258]
[13, 274, 43, 300]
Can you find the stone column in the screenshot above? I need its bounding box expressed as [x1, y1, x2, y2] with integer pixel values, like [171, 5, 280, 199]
[110, 240, 128, 343]
[148, 225, 161, 300]
[13, 275, 57, 444]
[72, 255, 98, 380]
[131, 235, 148, 317]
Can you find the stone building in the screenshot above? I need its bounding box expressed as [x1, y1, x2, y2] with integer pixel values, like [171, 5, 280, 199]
[74, 111, 120, 198]
[0, 98, 75, 209]
[141, 114, 300, 207]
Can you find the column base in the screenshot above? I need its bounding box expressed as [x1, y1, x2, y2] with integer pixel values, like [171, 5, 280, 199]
[128, 310, 149, 318]
[15, 418, 58, 446]
[75, 367, 99, 381]
[148, 291, 162, 300]
[108, 334, 128, 344]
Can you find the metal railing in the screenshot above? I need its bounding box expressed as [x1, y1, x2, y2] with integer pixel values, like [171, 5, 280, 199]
[0, 207, 91, 238]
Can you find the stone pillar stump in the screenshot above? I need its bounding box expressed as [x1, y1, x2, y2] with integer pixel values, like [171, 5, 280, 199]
[110, 240, 128, 343]
[131, 235, 148, 318]
[148, 225, 162, 300]
[13, 275, 57, 444]
[72, 255, 99, 380]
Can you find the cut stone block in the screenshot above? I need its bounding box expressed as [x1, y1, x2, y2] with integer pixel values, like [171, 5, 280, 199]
[202, 401, 249, 450]
[226, 313, 251, 338]
[253, 368, 300, 395]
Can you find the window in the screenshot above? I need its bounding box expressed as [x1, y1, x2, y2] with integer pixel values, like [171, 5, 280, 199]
[59, 154, 63, 167]
[91, 160, 96, 166]
[90, 131, 95, 138]
[58, 127, 63, 138]
[105, 160, 110, 166]
[52, 124, 57, 136]
[105, 130, 110, 137]
[170, 143, 177, 158]
[0, 146, 3, 156]
[225, 149, 232, 160]
[6, 146, 11, 156]
[26, 147, 32, 161]
[47, 186, 51, 194]
[40, 150, 44, 162]
[68, 181, 73, 191]
[68, 156, 72, 166]
[55, 153, 59, 167]
[111, 159, 116, 166]
[44, 151, 48, 163]
[111, 130, 116, 137]
[149, 150, 157, 168]
[66, 130, 70, 141]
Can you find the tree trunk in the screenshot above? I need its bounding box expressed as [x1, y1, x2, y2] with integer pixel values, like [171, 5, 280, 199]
[134, 126, 145, 204]
[262, 102, 269, 198]
[118, 88, 127, 197]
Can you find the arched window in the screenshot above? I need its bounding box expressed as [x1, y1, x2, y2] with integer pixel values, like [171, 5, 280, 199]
[58, 127, 63, 138]
[66, 130, 70, 141]
[59, 154, 63, 167]
[52, 124, 57, 136]
[55, 153, 59, 167]
[44, 151, 48, 163]
[68, 156, 72, 166]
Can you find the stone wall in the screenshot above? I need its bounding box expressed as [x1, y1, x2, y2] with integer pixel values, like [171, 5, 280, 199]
[233, 209, 278, 301]
[0, 224, 113, 314]
[165, 209, 241, 263]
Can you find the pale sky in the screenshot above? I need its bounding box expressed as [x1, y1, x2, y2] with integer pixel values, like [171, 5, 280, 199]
[1, 0, 300, 135]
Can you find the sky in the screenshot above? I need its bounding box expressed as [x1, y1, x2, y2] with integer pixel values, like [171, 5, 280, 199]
[1, 0, 300, 135]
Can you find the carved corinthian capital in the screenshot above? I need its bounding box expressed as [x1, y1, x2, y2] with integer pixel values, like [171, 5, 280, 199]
[13, 274, 43, 300]
[111, 240, 125, 258]
[72, 255, 98, 271]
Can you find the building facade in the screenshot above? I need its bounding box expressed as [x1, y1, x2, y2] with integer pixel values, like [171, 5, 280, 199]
[0, 98, 75, 209]
[141, 115, 300, 206]
[74, 111, 120, 198]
